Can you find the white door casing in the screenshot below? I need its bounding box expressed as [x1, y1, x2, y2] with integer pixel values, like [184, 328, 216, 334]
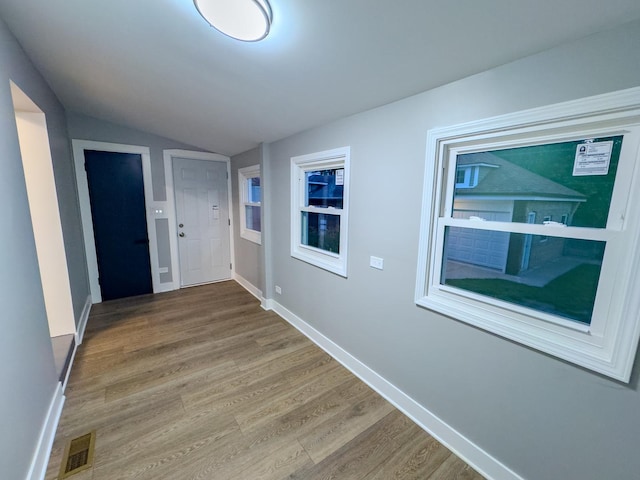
[163, 149, 234, 290]
[173, 157, 231, 286]
[72, 140, 161, 303]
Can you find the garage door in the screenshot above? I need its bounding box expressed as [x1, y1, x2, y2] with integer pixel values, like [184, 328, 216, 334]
[446, 210, 511, 271]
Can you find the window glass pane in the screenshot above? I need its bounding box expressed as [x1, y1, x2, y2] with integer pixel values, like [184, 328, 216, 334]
[305, 169, 344, 208]
[301, 212, 340, 253]
[441, 226, 605, 324]
[452, 136, 622, 229]
[245, 205, 261, 232]
[248, 176, 261, 203]
[455, 168, 468, 186]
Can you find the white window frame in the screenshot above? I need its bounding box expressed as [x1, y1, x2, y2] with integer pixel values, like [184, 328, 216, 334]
[238, 164, 261, 245]
[291, 147, 350, 277]
[415, 87, 640, 382]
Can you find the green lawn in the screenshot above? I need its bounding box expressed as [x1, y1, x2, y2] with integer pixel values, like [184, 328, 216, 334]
[446, 263, 601, 324]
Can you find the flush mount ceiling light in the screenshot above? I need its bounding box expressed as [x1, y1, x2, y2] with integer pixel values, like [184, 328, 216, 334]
[194, 0, 272, 42]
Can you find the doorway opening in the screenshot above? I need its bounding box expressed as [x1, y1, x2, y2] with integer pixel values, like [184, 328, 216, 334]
[72, 140, 162, 303]
[172, 157, 231, 286]
[10, 81, 76, 381]
[163, 149, 234, 291]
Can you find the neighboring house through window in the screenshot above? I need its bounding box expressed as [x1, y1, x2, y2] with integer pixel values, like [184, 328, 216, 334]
[448, 153, 585, 272]
[291, 147, 350, 277]
[238, 165, 261, 244]
[416, 87, 640, 382]
[455, 163, 488, 188]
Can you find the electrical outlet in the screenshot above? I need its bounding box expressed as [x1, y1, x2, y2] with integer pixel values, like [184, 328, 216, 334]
[275, 285, 282, 294]
[370, 256, 384, 270]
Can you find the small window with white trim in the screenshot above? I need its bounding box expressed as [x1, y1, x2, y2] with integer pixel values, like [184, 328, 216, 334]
[291, 147, 350, 276]
[238, 165, 261, 244]
[416, 88, 640, 382]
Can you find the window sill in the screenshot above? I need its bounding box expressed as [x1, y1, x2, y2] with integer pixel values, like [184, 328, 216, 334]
[240, 230, 261, 245]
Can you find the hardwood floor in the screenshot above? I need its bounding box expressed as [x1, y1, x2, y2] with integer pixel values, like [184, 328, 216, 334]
[46, 281, 484, 480]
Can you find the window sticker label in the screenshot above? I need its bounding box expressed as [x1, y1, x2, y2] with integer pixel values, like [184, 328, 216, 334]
[573, 141, 613, 176]
[335, 169, 345, 186]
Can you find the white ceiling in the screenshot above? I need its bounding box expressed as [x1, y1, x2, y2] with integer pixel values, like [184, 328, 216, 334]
[1, 0, 640, 156]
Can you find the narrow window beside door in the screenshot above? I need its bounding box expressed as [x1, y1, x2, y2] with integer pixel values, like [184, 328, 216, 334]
[238, 165, 262, 244]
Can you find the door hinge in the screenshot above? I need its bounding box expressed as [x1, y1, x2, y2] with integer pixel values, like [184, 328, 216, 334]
[228, 219, 231, 226]
[226, 172, 229, 179]
[230, 263, 232, 270]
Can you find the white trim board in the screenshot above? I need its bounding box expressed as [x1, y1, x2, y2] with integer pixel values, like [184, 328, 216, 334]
[72, 140, 161, 303]
[163, 149, 235, 290]
[233, 274, 263, 302]
[76, 295, 92, 345]
[26, 383, 64, 480]
[59, 295, 92, 391]
[266, 299, 524, 480]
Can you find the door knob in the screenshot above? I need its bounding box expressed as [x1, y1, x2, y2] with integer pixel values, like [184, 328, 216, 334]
[179, 232, 185, 237]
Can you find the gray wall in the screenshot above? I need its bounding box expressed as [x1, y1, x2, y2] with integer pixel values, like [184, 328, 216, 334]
[262, 21, 640, 480]
[0, 18, 85, 479]
[66, 112, 206, 202]
[231, 147, 264, 292]
[67, 113, 209, 284]
[43, 108, 89, 326]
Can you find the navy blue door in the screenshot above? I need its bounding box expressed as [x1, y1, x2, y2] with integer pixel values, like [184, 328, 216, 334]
[84, 150, 153, 301]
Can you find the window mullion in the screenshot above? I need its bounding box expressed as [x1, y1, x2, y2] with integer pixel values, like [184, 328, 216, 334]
[301, 205, 343, 215]
[440, 217, 615, 241]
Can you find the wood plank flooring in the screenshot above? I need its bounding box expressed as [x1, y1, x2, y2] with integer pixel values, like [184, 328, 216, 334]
[46, 281, 484, 480]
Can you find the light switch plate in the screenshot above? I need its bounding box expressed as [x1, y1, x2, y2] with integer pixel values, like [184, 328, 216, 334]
[370, 256, 384, 270]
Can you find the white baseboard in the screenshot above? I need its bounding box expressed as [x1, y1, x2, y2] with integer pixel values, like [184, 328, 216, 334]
[26, 383, 65, 480]
[156, 282, 179, 293]
[233, 274, 263, 302]
[76, 295, 92, 345]
[268, 300, 524, 480]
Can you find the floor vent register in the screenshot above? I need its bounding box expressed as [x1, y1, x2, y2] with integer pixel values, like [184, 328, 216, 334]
[58, 431, 96, 478]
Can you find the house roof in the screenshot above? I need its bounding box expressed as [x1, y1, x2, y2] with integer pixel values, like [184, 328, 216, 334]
[455, 152, 586, 200]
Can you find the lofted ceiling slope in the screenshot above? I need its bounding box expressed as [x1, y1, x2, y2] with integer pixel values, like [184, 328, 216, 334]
[0, 0, 639, 156]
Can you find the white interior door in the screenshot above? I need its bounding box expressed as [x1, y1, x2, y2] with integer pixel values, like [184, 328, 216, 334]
[173, 157, 231, 286]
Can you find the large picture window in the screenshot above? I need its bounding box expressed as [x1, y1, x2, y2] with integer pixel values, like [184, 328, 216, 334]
[291, 147, 350, 276]
[238, 164, 261, 244]
[416, 88, 640, 381]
